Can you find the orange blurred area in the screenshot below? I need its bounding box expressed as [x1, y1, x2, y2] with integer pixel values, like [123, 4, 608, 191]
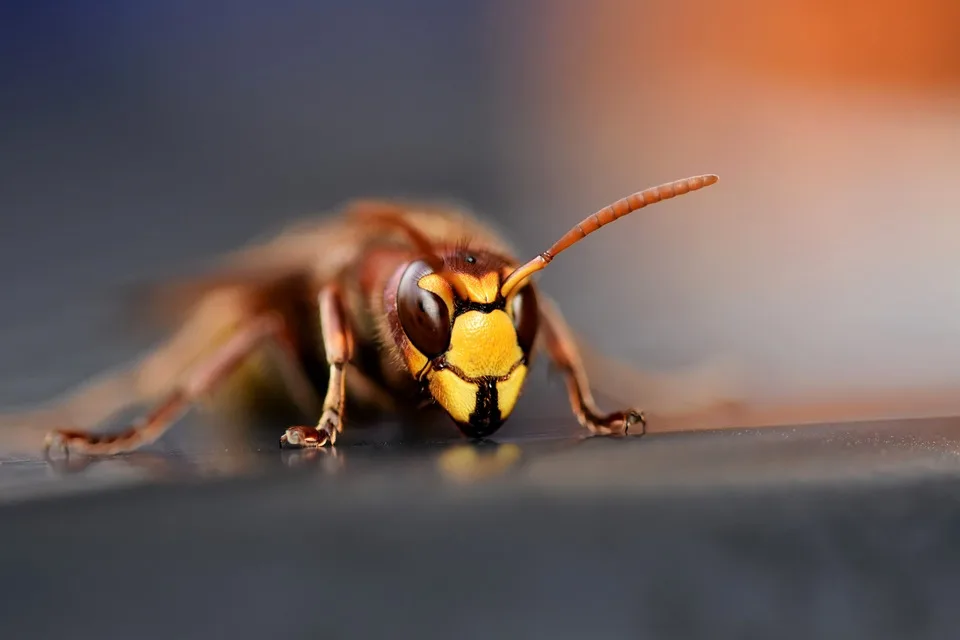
[518, 0, 960, 91]
[688, 0, 959, 90]
[492, 0, 960, 415]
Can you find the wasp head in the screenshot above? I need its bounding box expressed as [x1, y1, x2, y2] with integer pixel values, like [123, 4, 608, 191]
[387, 249, 539, 439]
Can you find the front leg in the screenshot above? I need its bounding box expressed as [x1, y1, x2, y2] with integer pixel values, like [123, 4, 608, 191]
[281, 284, 353, 448]
[538, 295, 645, 437]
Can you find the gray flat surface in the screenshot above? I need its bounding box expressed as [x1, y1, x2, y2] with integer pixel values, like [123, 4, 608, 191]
[4, 417, 960, 639]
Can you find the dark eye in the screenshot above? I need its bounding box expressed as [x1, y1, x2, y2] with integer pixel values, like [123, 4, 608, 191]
[397, 260, 452, 358]
[511, 284, 539, 358]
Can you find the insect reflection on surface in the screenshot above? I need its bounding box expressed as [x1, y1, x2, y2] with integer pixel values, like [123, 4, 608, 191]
[43, 450, 199, 478]
[41, 434, 591, 491]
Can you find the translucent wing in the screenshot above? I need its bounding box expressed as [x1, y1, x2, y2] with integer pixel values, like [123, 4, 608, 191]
[127, 214, 358, 331]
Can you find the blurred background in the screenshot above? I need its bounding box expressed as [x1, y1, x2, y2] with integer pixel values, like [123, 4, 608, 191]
[5, 4, 960, 638]
[2, 0, 960, 441]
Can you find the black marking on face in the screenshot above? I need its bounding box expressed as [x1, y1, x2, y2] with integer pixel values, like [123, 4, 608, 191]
[453, 296, 506, 318]
[461, 377, 504, 439]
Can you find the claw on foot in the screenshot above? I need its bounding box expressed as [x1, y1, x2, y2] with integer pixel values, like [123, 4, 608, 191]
[280, 410, 340, 449]
[585, 409, 646, 437]
[280, 425, 333, 448]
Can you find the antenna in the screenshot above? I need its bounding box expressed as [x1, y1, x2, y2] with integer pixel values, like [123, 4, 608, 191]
[499, 174, 719, 298]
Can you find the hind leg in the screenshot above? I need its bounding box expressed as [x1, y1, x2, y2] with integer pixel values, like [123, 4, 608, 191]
[43, 314, 308, 458]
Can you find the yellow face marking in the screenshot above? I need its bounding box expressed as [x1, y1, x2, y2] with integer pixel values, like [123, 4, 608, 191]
[416, 273, 455, 318]
[496, 364, 527, 418]
[428, 368, 478, 424]
[445, 310, 522, 379]
[402, 344, 429, 379]
[450, 272, 501, 303]
[427, 363, 528, 425]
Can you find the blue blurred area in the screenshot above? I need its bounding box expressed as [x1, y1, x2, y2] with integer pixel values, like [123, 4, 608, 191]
[0, 0, 514, 406]
[0, 0, 502, 282]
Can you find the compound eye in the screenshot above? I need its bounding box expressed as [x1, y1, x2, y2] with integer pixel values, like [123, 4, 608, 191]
[511, 284, 539, 358]
[397, 260, 452, 359]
